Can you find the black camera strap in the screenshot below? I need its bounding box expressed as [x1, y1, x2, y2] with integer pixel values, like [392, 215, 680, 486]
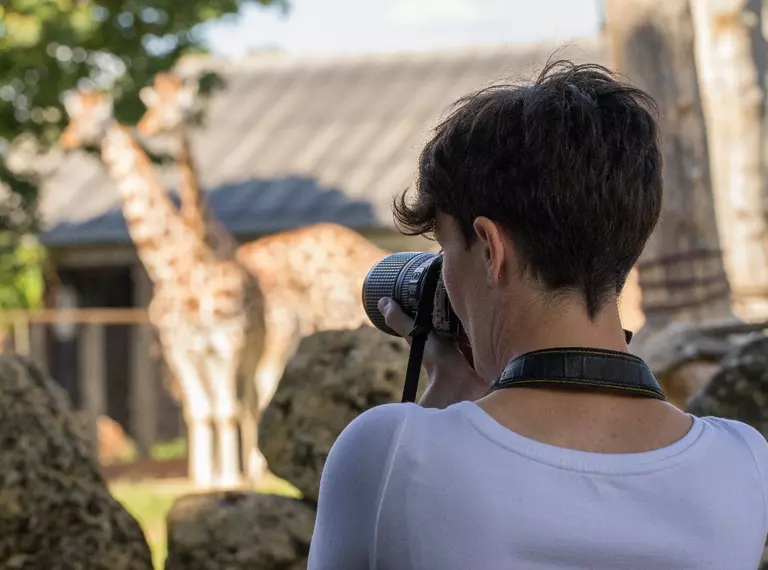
[487, 341, 666, 400]
[402, 260, 443, 403]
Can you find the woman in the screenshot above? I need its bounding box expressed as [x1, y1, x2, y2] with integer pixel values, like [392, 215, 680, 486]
[308, 59, 768, 569]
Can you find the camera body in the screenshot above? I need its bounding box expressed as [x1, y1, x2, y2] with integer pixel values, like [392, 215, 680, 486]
[362, 252, 467, 341]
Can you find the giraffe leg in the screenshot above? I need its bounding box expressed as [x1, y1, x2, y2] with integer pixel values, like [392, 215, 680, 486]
[206, 352, 242, 488]
[242, 366, 268, 486]
[240, 416, 263, 485]
[244, 319, 300, 485]
[240, 359, 264, 488]
[165, 346, 214, 489]
[186, 406, 215, 490]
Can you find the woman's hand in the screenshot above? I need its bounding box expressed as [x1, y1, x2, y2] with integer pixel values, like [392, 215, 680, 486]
[378, 297, 490, 408]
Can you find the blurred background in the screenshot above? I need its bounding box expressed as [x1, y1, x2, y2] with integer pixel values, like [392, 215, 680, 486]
[1, 0, 767, 568]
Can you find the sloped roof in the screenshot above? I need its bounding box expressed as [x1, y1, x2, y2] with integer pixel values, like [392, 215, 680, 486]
[38, 38, 606, 247]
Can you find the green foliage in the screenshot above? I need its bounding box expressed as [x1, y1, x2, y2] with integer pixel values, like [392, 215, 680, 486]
[0, 235, 45, 309]
[0, 0, 286, 308]
[0, 0, 286, 144]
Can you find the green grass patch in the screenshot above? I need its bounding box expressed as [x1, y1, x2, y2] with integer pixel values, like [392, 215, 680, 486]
[150, 439, 188, 461]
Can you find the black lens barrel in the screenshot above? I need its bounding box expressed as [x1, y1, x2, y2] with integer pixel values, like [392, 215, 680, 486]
[362, 251, 439, 336]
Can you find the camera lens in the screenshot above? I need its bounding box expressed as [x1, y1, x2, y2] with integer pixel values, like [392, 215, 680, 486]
[362, 251, 440, 336]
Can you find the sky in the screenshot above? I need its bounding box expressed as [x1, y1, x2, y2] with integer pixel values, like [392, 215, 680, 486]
[202, 0, 604, 59]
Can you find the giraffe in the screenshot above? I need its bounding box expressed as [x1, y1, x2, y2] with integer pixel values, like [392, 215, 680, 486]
[234, 222, 391, 479]
[136, 71, 272, 480]
[134, 70, 393, 483]
[58, 88, 267, 489]
[136, 72, 213, 241]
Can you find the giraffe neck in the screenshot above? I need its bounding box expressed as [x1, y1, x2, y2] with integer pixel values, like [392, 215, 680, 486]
[177, 129, 239, 256]
[178, 133, 206, 239]
[100, 123, 203, 285]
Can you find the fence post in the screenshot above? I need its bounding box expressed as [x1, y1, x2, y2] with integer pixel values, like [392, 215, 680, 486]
[130, 264, 157, 458]
[78, 323, 106, 448]
[130, 322, 157, 458]
[29, 322, 48, 375]
[13, 317, 29, 357]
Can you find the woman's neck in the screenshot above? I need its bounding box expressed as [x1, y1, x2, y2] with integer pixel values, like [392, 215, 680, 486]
[495, 296, 628, 374]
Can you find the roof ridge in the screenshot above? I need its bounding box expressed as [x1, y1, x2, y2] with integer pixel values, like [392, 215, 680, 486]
[177, 35, 604, 75]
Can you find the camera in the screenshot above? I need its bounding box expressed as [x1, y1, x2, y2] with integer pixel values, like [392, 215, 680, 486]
[362, 252, 470, 403]
[362, 252, 467, 341]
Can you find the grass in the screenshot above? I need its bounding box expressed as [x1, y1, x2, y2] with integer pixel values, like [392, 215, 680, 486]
[111, 479, 184, 569]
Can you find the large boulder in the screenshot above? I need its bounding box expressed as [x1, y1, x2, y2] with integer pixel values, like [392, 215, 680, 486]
[685, 334, 768, 436]
[164, 491, 315, 570]
[630, 321, 732, 408]
[0, 355, 152, 569]
[260, 325, 423, 503]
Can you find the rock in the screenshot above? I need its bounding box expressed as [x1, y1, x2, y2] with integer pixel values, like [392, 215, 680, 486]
[685, 334, 768, 437]
[630, 321, 733, 408]
[260, 325, 424, 503]
[164, 491, 315, 570]
[659, 361, 721, 410]
[96, 415, 135, 465]
[0, 355, 153, 570]
[75, 413, 135, 465]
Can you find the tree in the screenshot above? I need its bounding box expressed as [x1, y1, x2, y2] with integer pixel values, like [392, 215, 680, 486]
[604, 0, 739, 406]
[604, 0, 735, 331]
[0, 0, 286, 309]
[690, 0, 768, 322]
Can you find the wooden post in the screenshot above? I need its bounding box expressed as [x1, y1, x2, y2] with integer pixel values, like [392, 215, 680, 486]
[13, 317, 29, 357]
[29, 323, 48, 375]
[690, 0, 768, 321]
[605, 0, 735, 332]
[130, 322, 157, 459]
[78, 323, 106, 447]
[130, 264, 157, 458]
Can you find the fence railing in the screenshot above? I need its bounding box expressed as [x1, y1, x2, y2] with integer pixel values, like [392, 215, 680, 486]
[0, 308, 177, 459]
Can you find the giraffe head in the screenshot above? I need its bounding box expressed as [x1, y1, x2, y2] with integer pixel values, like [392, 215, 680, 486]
[59, 89, 115, 149]
[136, 72, 200, 136]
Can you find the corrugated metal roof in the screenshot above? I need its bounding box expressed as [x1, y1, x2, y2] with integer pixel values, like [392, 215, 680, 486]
[38, 39, 606, 247]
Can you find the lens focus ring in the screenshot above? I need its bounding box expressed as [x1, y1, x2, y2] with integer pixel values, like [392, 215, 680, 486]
[362, 252, 433, 336]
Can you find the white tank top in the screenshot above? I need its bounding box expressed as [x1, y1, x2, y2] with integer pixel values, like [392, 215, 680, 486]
[308, 401, 768, 570]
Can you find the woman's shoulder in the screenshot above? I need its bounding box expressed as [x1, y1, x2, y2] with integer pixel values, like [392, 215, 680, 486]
[316, 403, 427, 518]
[323, 404, 414, 471]
[696, 415, 768, 467]
[696, 415, 765, 445]
[324, 402, 464, 475]
[337, 401, 468, 445]
[694, 416, 768, 520]
[331, 402, 427, 453]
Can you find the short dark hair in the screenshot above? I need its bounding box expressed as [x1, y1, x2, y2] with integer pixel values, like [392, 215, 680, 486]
[393, 58, 663, 318]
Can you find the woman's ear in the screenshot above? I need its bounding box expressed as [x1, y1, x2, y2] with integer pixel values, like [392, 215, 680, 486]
[473, 217, 506, 286]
